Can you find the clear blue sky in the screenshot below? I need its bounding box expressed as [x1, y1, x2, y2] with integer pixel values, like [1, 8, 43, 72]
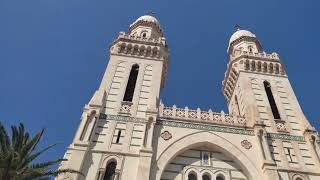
[1, 0, 320, 168]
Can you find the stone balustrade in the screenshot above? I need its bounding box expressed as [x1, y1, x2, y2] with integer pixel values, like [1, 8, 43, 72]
[233, 49, 280, 60]
[118, 32, 164, 44]
[159, 103, 247, 127]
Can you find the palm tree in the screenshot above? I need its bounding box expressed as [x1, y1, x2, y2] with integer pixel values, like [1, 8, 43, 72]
[0, 122, 81, 180]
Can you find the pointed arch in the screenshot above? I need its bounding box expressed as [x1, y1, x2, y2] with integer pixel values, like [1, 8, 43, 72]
[251, 61, 256, 71]
[257, 61, 262, 72]
[103, 161, 117, 180]
[245, 60, 250, 70]
[263, 62, 268, 73]
[269, 63, 274, 73]
[155, 131, 263, 180]
[275, 64, 280, 74]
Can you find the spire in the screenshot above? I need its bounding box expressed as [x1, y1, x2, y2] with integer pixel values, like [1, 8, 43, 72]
[234, 24, 242, 31]
[146, 10, 156, 16]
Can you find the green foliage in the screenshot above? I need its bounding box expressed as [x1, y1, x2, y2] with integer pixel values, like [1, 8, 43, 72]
[0, 122, 81, 180]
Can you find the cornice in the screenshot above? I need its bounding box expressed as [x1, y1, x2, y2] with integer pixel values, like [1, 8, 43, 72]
[222, 53, 287, 103]
[228, 36, 262, 54]
[157, 119, 255, 136]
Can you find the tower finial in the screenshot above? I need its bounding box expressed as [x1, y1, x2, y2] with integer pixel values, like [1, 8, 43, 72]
[147, 11, 156, 16]
[235, 24, 242, 31]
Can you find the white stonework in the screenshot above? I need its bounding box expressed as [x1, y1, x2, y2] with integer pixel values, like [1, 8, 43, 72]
[57, 15, 320, 180]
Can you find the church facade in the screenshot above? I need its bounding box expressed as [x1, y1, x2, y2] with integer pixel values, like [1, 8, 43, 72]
[57, 15, 320, 180]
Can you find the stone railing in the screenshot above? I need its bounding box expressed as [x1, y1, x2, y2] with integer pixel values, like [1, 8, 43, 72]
[159, 103, 247, 127]
[119, 101, 133, 115]
[118, 32, 164, 44]
[233, 50, 280, 60]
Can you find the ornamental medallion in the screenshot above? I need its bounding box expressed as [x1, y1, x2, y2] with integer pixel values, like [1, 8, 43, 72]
[241, 139, 252, 149]
[161, 131, 172, 141]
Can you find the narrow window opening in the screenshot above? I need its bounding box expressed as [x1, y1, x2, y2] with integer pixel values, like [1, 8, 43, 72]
[202, 175, 211, 180]
[285, 147, 294, 162]
[103, 161, 117, 180]
[216, 175, 225, 180]
[123, 64, 139, 102]
[202, 152, 210, 166]
[264, 81, 281, 119]
[116, 130, 121, 144]
[142, 33, 147, 37]
[235, 95, 241, 116]
[188, 173, 197, 180]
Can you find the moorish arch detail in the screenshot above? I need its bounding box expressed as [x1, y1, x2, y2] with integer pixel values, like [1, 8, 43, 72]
[154, 131, 263, 180]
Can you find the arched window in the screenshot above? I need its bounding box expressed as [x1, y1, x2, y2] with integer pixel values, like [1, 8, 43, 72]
[188, 173, 197, 180]
[295, 177, 303, 180]
[245, 60, 250, 70]
[202, 174, 211, 180]
[141, 31, 147, 38]
[248, 46, 253, 53]
[263, 81, 281, 119]
[123, 64, 139, 102]
[103, 161, 117, 180]
[216, 175, 225, 180]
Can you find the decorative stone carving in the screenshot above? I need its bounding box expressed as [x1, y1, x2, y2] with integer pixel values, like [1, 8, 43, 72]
[275, 120, 287, 132]
[119, 101, 132, 115]
[161, 131, 172, 141]
[276, 122, 286, 131]
[241, 140, 252, 149]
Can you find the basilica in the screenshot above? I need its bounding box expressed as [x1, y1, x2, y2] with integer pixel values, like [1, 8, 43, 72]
[57, 15, 320, 180]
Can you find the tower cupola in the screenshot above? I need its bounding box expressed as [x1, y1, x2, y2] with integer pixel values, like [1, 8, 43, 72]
[129, 15, 163, 39]
[227, 28, 262, 55]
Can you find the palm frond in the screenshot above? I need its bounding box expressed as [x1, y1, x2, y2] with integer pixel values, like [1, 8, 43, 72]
[0, 122, 11, 154]
[30, 159, 65, 170]
[0, 122, 79, 180]
[22, 168, 83, 180]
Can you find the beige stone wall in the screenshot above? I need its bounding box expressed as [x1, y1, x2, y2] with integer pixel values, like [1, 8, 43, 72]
[57, 18, 320, 180]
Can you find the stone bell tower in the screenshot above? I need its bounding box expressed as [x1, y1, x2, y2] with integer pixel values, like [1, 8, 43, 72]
[57, 14, 169, 180]
[223, 28, 320, 179]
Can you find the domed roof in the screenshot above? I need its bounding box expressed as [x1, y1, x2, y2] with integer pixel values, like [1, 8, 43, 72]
[229, 29, 256, 44]
[130, 15, 160, 27]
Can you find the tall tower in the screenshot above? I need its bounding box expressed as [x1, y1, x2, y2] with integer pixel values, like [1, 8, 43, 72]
[58, 15, 168, 180]
[58, 15, 320, 180]
[223, 29, 320, 179]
